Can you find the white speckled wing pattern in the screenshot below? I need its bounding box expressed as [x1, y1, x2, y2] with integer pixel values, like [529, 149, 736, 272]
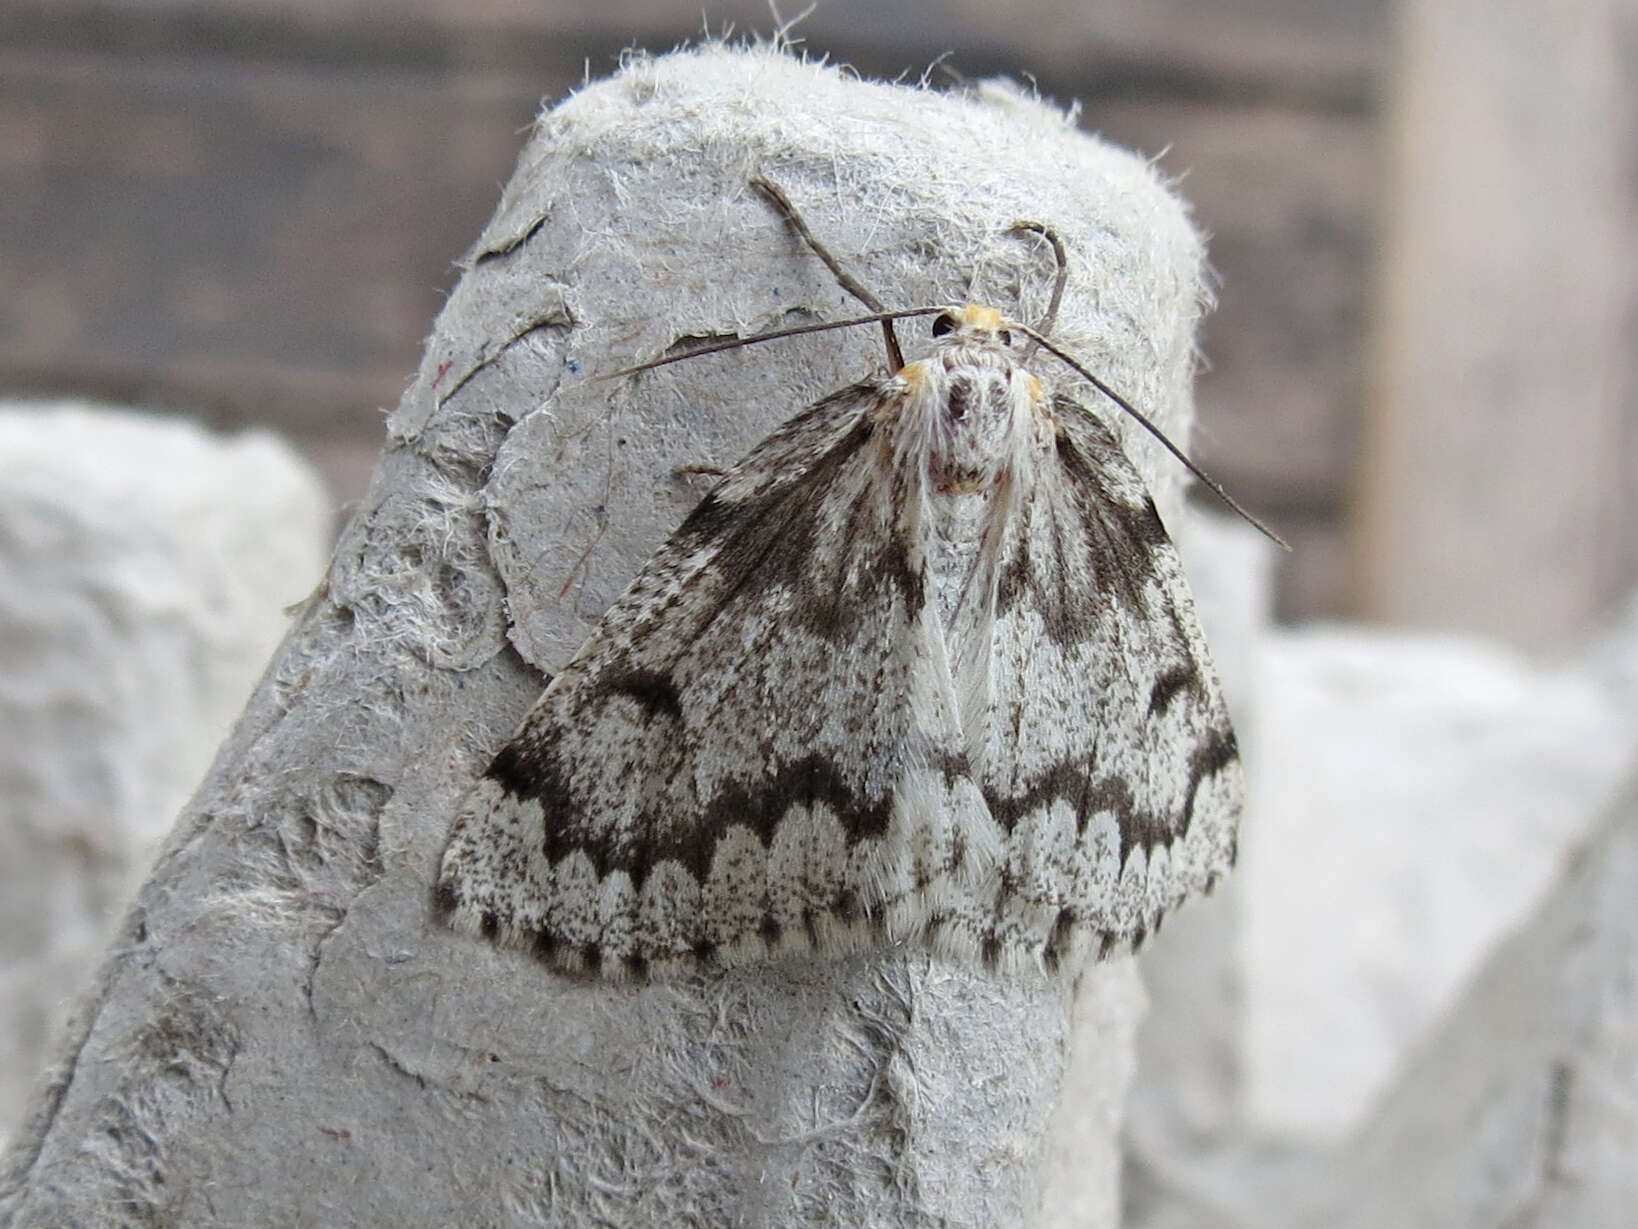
[950, 399, 1242, 970]
[436, 305, 1240, 978]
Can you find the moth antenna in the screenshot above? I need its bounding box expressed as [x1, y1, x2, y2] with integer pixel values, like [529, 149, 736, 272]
[1019, 324, 1289, 549]
[606, 193, 1281, 548]
[1007, 221, 1069, 359]
[751, 175, 906, 371]
[599, 307, 949, 381]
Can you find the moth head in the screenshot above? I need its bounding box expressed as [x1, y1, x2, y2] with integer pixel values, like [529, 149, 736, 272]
[898, 304, 1044, 494]
[931, 303, 1015, 349]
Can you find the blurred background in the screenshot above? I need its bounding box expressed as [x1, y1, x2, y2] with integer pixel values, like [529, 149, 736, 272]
[6, 0, 1633, 647]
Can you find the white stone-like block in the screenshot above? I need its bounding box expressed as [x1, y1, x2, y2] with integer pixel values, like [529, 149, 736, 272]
[0, 402, 330, 1145]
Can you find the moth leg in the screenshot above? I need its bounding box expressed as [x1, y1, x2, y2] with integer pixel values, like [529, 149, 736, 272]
[670, 462, 726, 480]
[750, 175, 906, 372]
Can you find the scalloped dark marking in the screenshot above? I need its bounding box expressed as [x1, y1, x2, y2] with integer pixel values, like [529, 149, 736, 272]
[1148, 664, 1198, 716]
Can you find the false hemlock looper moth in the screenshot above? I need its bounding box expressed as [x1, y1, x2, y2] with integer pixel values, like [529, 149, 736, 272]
[435, 177, 1268, 979]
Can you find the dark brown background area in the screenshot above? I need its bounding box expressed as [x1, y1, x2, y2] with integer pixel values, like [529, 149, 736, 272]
[4, 0, 1634, 641]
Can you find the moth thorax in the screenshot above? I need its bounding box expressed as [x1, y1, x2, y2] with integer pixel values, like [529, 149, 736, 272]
[929, 366, 1023, 494]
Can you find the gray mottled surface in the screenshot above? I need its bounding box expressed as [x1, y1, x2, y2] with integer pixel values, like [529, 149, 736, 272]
[0, 45, 1213, 1227]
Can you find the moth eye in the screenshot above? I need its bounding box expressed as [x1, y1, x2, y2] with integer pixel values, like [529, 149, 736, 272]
[997, 329, 1014, 347]
[931, 312, 958, 337]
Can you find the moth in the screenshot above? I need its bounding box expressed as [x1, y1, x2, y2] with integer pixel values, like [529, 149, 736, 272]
[435, 178, 1268, 979]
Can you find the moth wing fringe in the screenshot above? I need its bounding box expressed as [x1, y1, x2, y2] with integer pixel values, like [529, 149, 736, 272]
[435, 848, 1223, 982]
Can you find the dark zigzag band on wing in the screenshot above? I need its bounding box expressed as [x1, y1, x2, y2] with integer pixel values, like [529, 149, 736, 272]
[980, 729, 1239, 864]
[432, 770, 989, 979]
[478, 726, 1235, 892]
[436, 723, 1239, 978]
[432, 801, 1233, 980]
[485, 741, 973, 887]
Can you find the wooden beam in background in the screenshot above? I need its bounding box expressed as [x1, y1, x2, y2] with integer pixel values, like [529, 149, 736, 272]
[1355, 0, 1638, 651]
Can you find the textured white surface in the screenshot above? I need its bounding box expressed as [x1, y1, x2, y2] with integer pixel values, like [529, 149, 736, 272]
[0, 402, 330, 1146]
[1119, 576, 1638, 1226]
[0, 46, 1216, 1227]
[1123, 759, 1638, 1229]
[1244, 612, 1638, 1143]
[1296, 765, 1638, 1228]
